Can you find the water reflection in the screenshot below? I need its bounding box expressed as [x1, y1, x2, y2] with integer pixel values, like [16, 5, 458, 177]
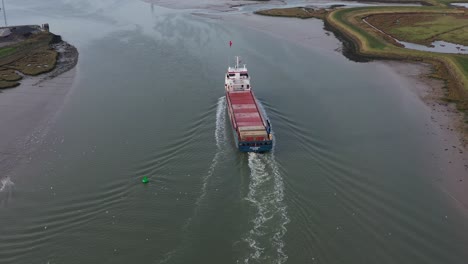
[401, 40, 468, 54]
[8, 0, 181, 48]
[238, 0, 420, 13]
[451, 3, 468, 8]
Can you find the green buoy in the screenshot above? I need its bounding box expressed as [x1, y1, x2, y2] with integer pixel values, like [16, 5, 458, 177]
[141, 176, 149, 184]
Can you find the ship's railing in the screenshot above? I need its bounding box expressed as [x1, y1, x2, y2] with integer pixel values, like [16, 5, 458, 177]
[226, 84, 250, 91]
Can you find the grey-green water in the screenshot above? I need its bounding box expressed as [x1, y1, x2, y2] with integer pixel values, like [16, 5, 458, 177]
[1, 1, 468, 263]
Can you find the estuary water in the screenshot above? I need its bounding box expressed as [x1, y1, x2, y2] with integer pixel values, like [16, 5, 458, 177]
[1, 0, 468, 263]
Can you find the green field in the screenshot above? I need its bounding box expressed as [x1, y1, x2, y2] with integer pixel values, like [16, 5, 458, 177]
[455, 56, 468, 77]
[330, 7, 389, 50]
[0, 47, 17, 58]
[379, 14, 468, 46]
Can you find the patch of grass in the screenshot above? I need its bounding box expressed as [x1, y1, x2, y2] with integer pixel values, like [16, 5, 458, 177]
[0, 32, 58, 77]
[255, 7, 329, 19]
[454, 56, 468, 77]
[0, 47, 17, 58]
[0, 69, 22, 81]
[331, 8, 388, 50]
[367, 13, 468, 46]
[10, 50, 57, 76]
[439, 27, 468, 46]
[0, 80, 20, 89]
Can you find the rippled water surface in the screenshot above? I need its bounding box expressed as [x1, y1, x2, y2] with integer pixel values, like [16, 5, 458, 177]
[1, 1, 468, 263]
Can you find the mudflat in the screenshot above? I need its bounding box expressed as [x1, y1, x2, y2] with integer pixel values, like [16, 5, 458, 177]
[0, 69, 76, 176]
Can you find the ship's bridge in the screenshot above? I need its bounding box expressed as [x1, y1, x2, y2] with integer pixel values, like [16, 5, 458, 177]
[225, 66, 251, 92]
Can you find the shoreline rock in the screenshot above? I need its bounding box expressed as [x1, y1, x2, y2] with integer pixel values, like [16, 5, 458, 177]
[34, 40, 79, 85]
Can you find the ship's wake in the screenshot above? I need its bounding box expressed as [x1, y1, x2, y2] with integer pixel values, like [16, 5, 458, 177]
[244, 152, 289, 264]
[0, 177, 15, 207]
[194, 96, 227, 208]
[0, 177, 14, 193]
[160, 97, 227, 263]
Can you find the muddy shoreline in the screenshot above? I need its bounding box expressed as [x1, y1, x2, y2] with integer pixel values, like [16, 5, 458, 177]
[324, 27, 468, 212]
[36, 40, 79, 84]
[386, 61, 468, 213]
[321, 14, 468, 211]
[0, 39, 78, 192]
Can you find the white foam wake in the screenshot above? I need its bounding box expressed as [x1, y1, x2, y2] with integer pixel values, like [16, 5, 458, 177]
[244, 152, 289, 264]
[0, 177, 14, 192]
[0, 177, 15, 207]
[268, 152, 289, 264]
[161, 97, 227, 263]
[215, 96, 227, 149]
[195, 96, 227, 207]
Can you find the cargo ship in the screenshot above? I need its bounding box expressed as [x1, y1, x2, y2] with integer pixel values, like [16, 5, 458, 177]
[225, 57, 273, 152]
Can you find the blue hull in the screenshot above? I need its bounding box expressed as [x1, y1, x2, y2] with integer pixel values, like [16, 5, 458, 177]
[231, 126, 273, 153]
[238, 142, 273, 153]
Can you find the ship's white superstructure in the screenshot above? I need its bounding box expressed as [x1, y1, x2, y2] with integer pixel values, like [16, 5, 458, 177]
[225, 56, 251, 92]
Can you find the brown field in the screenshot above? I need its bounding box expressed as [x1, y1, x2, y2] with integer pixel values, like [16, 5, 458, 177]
[0, 31, 58, 89]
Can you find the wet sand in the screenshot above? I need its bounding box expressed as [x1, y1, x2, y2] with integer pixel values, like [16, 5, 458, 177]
[385, 61, 468, 215]
[143, 0, 420, 11]
[0, 60, 77, 183]
[142, 0, 282, 11]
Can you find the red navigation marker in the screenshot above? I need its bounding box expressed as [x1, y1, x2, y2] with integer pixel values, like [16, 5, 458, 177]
[229, 40, 232, 47]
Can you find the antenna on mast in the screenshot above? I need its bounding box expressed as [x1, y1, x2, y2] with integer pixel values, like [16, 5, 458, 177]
[1, 0, 7, 27]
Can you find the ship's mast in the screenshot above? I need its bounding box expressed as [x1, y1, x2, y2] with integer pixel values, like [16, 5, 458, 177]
[236, 56, 239, 69]
[2, 0, 7, 27]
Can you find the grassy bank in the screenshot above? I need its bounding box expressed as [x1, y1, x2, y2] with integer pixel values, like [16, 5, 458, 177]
[256, 4, 468, 124]
[255, 7, 331, 19]
[326, 7, 468, 110]
[0, 31, 59, 89]
[365, 12, 468, 46]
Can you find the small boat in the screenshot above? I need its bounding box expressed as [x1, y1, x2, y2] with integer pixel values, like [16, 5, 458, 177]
[224, 56, 273, 152]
